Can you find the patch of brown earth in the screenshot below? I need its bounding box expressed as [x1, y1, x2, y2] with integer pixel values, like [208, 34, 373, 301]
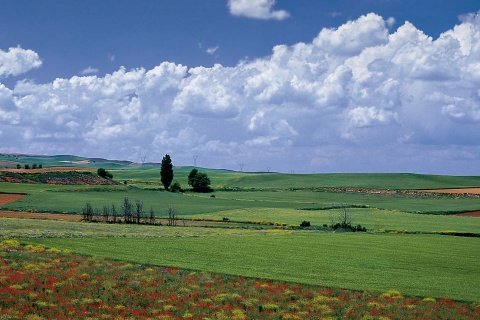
[0, 166, 95, 173]
[0, 211, 81, 221]
[0, 194, 27, 206]
[420, 188, 480, 195]
[455, 211, 480, 217]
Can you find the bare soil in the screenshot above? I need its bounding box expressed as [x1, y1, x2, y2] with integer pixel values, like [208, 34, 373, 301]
[419, 188, 480, 195]
[0, 211, 82, 221]
[0, 194, 27, 206]
[454, 211, 480, 217]
[0, 166, 94, 173]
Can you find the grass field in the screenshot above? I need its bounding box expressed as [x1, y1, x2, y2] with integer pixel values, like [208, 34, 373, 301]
[20, 230, 480, 302]
[2, 154, 480, 308]
[3, 178, 480, 214]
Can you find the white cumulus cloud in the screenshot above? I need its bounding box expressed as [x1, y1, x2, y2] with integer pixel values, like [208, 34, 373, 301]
[0, 47, 42, 78]
[228, 0, 290, 20]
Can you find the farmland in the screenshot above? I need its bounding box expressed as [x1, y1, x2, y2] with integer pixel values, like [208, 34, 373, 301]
[1, 154, 480, 317]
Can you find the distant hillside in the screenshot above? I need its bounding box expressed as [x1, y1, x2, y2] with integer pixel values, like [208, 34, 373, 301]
[1, 153, 480, 190]
[0, 153, 141, 169]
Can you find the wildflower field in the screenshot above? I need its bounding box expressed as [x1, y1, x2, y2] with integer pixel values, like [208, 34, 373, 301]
[1, 240, 479, 319]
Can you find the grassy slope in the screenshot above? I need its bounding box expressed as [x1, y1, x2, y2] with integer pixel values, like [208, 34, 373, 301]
[25, 232, 480, 302]
[192, 208, 480, 233]
[3, 185, 480, 216]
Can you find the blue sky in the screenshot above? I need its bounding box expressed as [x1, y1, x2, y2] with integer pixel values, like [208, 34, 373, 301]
[1, 0, 480, 174]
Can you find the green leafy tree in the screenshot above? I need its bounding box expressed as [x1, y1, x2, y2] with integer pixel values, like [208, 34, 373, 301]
[187, 168, 198, 187]
[191, 172, 211, 192]
[97, 168, 113, 179]
[160, 154, 174, 190]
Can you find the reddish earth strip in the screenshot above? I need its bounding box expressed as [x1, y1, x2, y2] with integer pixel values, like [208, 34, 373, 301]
[0, 166, 95, 173]
[420, 188, 480, 195]
[455, 211, 480, 217]
[0, 194, 27, 206]
[0, 211, 81, 221]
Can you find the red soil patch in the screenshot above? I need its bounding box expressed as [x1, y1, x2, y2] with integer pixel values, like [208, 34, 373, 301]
[0, 211, 81, 221]
[455, 211, 480, 217]
[0, 161, 17, 166]
[0, 166, 94, 173]
[0, 194, 27, 206]
[420, 188, 480, 195]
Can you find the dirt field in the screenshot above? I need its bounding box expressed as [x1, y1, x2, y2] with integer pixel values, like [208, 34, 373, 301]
[0, 194, 27, 206]
[420, 188, 480, 195]
[455, 211, 480, 217]
[0, 166, 95, 173]
[0, 211, 82, 221]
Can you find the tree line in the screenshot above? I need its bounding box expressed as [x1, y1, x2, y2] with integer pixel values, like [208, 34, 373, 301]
[82, 197, 183, 226]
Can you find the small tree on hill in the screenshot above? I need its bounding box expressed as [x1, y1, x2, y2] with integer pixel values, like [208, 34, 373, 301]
[97, 168, 113, 179]
[191, 172, 211, 192]
[160, 154, 174, 190]
[188, 168, 198, 187]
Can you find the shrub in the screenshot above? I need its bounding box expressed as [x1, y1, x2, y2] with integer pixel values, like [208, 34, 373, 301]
[97, 168, 113, 179]
[300, 220, 311, 227]
[169, 180, 182, 193]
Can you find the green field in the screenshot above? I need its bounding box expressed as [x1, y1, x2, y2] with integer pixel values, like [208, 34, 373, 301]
[1, 154, 480, 303]
[19, 229, 480, 302]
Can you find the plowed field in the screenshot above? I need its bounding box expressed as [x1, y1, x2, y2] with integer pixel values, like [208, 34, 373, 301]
[0, 193, 27, 206]
[0, 166, 94, 173]
[421, 188, 480, 194]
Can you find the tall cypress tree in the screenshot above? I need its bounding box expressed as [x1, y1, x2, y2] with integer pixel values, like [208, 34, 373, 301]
[160, 154, 174, 190]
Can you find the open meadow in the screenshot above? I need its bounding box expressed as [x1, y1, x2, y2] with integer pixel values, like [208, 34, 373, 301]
[1, 154, 480, 318]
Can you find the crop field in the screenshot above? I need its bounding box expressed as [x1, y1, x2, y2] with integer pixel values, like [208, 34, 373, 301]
[1, 154, 480, 318]
[2, 240, 478, 319]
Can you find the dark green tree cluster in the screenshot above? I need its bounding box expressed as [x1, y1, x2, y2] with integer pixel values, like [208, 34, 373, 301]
[16, 164, 42, 169]
[188, 168, 212, 192]
[97, 168, 113, 179]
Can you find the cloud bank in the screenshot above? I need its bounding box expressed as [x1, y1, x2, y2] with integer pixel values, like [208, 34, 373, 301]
[1, 13, 480, 174]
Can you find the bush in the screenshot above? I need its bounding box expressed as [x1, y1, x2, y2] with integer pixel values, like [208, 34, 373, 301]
[191, 172, 212, 192]
[300, 220, 311, 227]
[331, 222, 366, 232]
[169, 181, 182, 193]
[97, 168, 113, 179]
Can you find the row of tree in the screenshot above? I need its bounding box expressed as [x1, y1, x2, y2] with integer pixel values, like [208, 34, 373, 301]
[81, 197, 184, 225]
[16, 164, 42, 169]
[159, 154, 212, 192]
[82, 198, 155, 224]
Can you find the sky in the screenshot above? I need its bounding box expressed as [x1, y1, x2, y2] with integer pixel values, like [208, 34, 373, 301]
[1, 0, 480, 175]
